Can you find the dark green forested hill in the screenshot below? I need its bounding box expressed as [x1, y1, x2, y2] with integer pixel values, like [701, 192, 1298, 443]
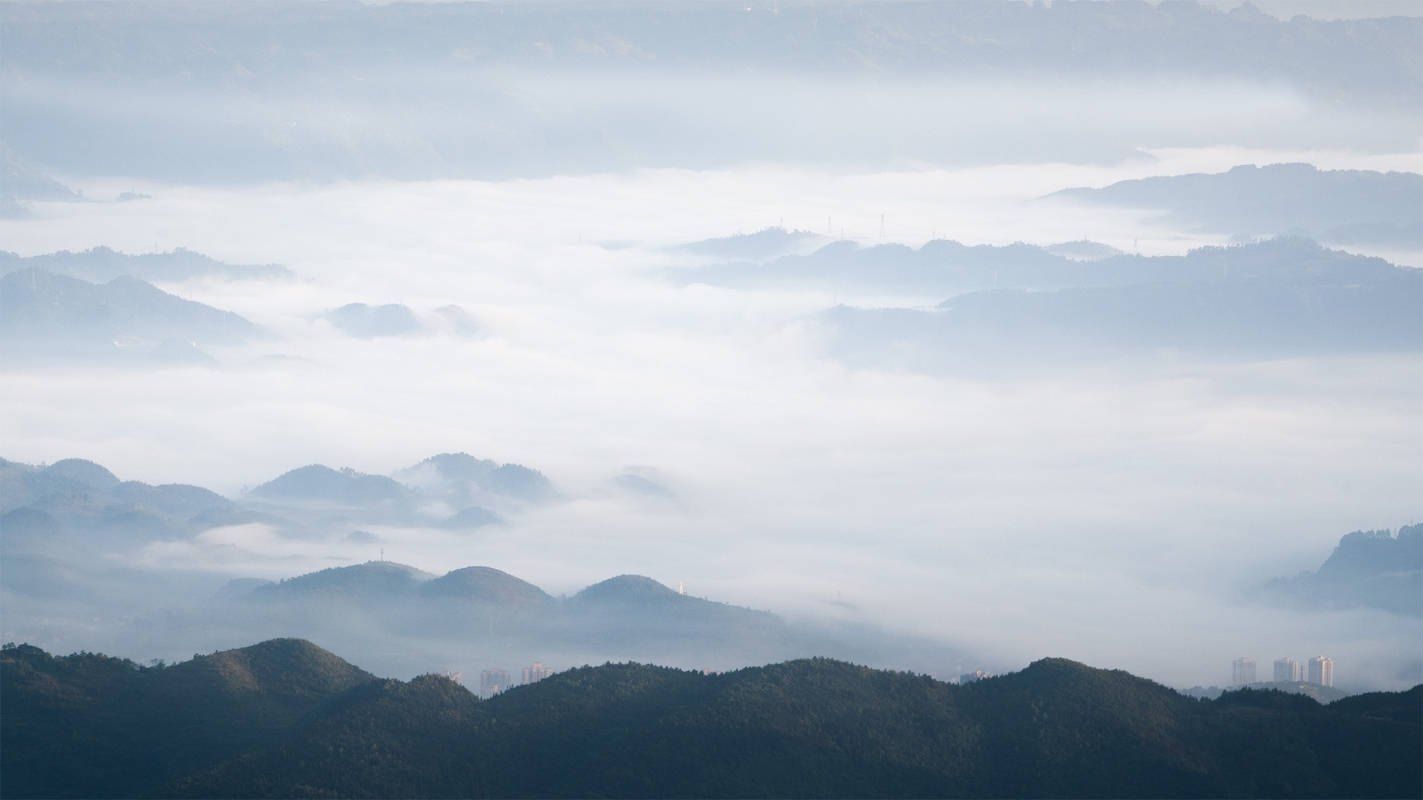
[3, 640, 1419, 799]
[0, 638, 375, 798]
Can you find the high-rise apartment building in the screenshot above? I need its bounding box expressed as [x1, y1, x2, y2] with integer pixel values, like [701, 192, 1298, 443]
[1232, 657, 1256, 686]
[1307, 656, 1334, 687]
[1273, 657, 1300, 683]
[522, 661, 553, 685]
[480, 669, 511, 698]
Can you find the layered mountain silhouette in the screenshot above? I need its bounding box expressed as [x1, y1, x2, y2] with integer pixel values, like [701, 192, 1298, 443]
[250, 561, 437, 604]
[0, 269, 259, 363]
[1, 451, 879, 676]
[2, 638, 1417, 798]
[320, 301, 480, 341]
[685, 234, 1407, 296]
[0, 453, 552, 560]
[421, 565, 555, 612]
[1263, 524, 1422, 617]
[216, 561, 814, 673]
[249, 464, 410, 509]
[1051, 164, 1423, 248]
[0, 246, 290, 283]
[393, 451, 557, 507]
[674, 226, 830, 261]
[796, 239, 1420, 370]
[1045, 239, 1124, 261]
[0, 144, 80, 218]
[0, 457, 234, 551]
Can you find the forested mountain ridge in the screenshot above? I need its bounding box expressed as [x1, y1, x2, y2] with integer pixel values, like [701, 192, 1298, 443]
[0, 639, 375, 798]
[4, 639, 1418, 799]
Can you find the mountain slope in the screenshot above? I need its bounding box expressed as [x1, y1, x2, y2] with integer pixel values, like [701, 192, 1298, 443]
[0, 269, 258, 361]
[0, 247, 290, 283]
[1263, 524, 1422, 617]
[394, 452, 557, 509]
[0, 639, 375, 799]
[0, 457, 235, 555]
[248, 464, 410, 507]
[420, 565, 554, 610]
[250, 561, 435, 604]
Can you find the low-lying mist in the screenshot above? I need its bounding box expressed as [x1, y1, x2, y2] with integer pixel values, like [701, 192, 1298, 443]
[2, 160, 1419, 692]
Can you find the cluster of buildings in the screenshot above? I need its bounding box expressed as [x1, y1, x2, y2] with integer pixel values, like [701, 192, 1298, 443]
[1231, 656, 1333, 688]
[478, 661, 555, 698]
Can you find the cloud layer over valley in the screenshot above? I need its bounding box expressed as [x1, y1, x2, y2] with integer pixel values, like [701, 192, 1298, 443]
[1, 0, 1418, 696]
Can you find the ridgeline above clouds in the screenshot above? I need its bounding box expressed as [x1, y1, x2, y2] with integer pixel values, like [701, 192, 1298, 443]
[0, 269, 259, 364]
[814, 238, 1421, 370]
[1262, 525, 1422, 618]
[1051, 164, 1423, 249]
[0, 247, 291, 284]
[0, 453, 556, 559]
[682, 234, 1411, 295]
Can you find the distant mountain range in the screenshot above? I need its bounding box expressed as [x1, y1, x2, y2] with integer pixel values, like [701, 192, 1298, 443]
[0, 247, 291, 283]
[320, 301, 482, 339]
[683, 234, 1409, 296]
[1263, 524, 1422, 617]
[219, 561, 804, 671]
[0, 250, 483, 358]
[1051, 164, 1423, 248]
[0, 453, 962, 678]
[1, 144, 80, 219]
[3, 638, 1417, 798]
[0, 269, 260, 364]
[0, 456, 237, 550]
[673, 227, 830, 262]
[392, 451, 557, 505]
[781, 238, 1421, 369]
[323, 302, 422, 338]
[0, 453, 557, 557]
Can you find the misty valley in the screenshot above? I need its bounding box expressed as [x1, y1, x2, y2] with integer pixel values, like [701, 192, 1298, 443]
[2, 1, 1421, 797]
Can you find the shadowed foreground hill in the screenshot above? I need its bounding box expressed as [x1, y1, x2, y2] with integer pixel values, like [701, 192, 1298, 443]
[0, 639, 374, 798]
[4, 640, 1419, 799]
